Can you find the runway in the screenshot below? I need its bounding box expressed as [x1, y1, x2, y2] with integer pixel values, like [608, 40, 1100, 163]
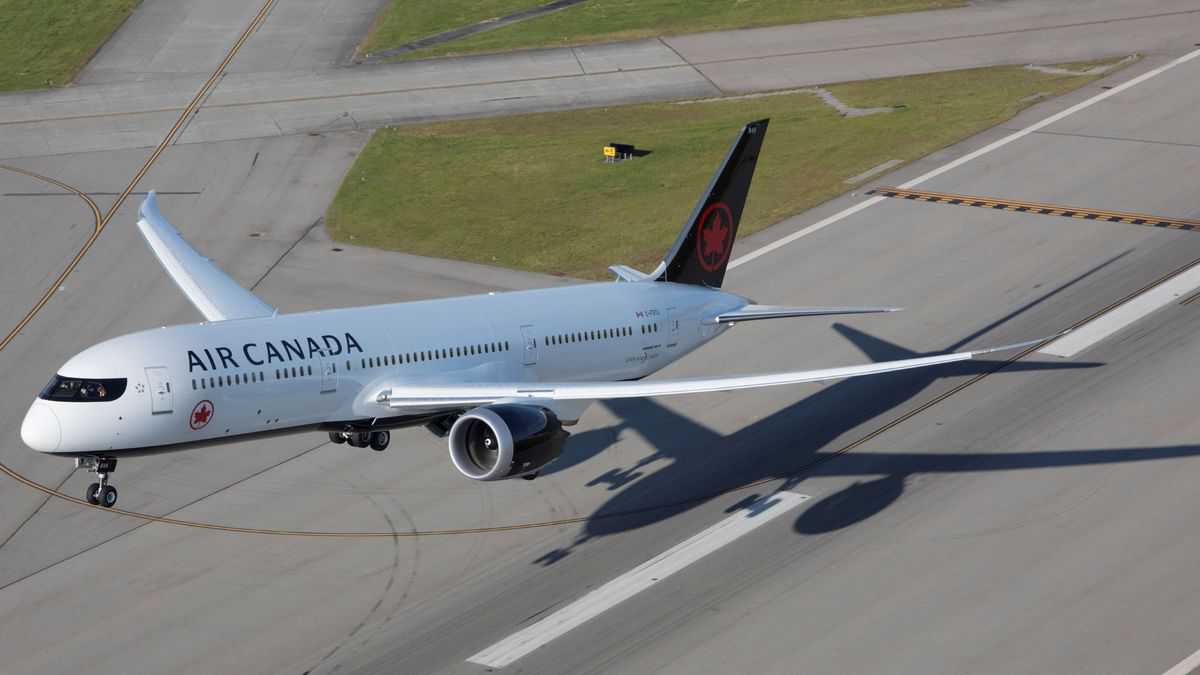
[2, 1, 1200, 674]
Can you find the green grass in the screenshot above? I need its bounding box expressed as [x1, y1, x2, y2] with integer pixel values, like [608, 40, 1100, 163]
[360, 1, 547, 57]
[0, 0, 141, 91]
[360, 0, 964, 60]
[326, 61, 1125, 279]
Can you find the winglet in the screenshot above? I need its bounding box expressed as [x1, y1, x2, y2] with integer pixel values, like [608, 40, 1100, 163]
[136, 192, 276, 322]
[969, 329, 1071, 356]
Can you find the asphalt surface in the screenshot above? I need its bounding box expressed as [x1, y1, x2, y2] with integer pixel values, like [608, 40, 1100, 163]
[1, 2, 1200, 675]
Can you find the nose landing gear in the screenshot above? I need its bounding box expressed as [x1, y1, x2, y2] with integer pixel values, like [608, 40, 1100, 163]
[77, 456, 118, 508]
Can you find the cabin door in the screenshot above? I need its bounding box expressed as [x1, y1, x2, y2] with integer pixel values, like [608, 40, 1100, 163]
[320, 357, 337, 393]
[520, 325, 538, 366]
[145, 367, 173, 414]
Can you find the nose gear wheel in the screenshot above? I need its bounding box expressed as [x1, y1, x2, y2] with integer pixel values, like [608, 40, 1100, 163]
[77, 456, 118, 508]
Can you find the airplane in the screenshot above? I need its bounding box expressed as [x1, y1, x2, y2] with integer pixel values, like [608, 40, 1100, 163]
[20, 119, 1045, 508]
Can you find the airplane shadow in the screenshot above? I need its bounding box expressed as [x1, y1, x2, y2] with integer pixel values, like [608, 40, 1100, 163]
[532, 252, 1133, 565]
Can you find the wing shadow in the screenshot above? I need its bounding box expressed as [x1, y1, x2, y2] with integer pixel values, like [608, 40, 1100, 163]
[532, 251, 1132, 564]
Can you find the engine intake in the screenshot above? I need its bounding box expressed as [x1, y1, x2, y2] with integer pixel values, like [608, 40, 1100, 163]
[448, 405, 568, 481]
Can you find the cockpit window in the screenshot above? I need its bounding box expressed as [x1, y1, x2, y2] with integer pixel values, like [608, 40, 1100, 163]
[39, 375, 127, 402]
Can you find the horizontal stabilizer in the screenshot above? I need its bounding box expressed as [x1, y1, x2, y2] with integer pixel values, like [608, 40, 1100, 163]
[136, 191, 276, 322]
[608, 265, 654, 282]
[708, 304, 900, 324]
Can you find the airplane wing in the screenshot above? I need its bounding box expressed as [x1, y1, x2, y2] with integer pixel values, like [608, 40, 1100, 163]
[376, 336, 1049, 410]
[709, 304, 901, 324]
[136, 191, 276, 322]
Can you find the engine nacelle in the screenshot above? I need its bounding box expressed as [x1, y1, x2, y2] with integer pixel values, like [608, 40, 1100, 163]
[447, 405, 569, 481]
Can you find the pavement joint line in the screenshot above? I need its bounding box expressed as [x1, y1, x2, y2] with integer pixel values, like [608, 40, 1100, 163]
[466, 491, 812, 669]
[0, 440, 330, 594]
[0, 63, 701, 128]
[658, 36, 724, 96]
[0, 466, 74, 554]
[683, 9, 1200, 67]
[1030, 129, 1200, 149]
[728, 45, 1200, 270]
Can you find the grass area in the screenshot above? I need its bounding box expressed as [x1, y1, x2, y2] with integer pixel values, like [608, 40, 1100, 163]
[326, 61, 1126, 279]
[0, 0, 141, 91]
[360, 0, 547, 57]
[360, 0, 964, 60]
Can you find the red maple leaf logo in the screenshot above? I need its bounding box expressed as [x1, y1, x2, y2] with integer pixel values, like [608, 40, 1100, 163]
[702, 216, 729, 257]
[695, 203, 733, 272]
[190, 400, 213, 430]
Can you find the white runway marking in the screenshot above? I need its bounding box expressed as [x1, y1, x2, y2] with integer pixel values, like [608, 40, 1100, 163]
[467, 491, 811, 669]
[729, 47, 1200, 271]
[1038, 264, 1200, 357]
[1161, 645, 1200, 675]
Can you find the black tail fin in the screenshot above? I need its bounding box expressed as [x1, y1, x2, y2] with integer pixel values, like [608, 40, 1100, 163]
[656, 118, 768, 287]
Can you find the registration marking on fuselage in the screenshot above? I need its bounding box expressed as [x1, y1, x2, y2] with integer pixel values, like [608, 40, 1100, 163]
[466, 491, 811, 669]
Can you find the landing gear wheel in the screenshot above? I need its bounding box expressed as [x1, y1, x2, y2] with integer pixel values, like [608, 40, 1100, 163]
[369, 430, 390, 452]
[76, 456, 118, 508]
[349, 432, 371, 448]
[328, 431, 347, 444]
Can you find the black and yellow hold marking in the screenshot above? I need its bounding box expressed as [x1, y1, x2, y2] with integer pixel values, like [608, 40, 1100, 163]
[869, 186, 1200, 232]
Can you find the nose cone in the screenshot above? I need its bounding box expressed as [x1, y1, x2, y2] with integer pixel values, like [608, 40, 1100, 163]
[21, 401, 61, 453]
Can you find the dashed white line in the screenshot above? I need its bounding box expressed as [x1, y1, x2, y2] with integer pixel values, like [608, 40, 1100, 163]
[467, 491, 811, 669]
[1162, 645, 1200, 675]
[729, 47, 1200, 271]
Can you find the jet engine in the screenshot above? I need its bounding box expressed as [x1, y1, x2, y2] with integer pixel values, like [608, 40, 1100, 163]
[447, 405, 569, 481]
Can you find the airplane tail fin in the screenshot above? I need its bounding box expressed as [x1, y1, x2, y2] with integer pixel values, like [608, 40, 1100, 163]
[656, 119, 769, 288]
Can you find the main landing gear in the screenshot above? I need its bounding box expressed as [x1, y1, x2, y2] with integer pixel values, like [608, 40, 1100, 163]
[76, 456, 118, 508]
[329, 429, 390, 451]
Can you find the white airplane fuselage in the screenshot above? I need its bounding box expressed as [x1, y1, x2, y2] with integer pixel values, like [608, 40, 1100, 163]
[22, 281, 742, 457]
